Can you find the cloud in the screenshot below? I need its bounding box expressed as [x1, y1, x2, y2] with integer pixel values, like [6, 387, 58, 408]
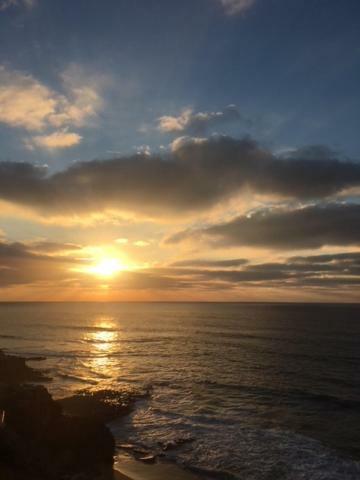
[115, 238, 129, 245]
[158, 250, 360, 288]
[171, 258, 248, 268]
[0, 238, 192, 291]
[290, 251, 360, 265]
[0, 66, 59, 131]
[169, 135, 207, 152]
[27, 240, 82, 254]
[158, 105, 243, 135]
[0, 64, 104, 148]
[112, 270, 191, 291]
[0, 239, 80, 287]
[0, 236, 358, 293]
[219, 0, 257, 15]
[134, 145, 151, 156]
[25, 130, 82, 150]
[133, 240, 150, 247]
[54, 63, 105, 128]
[167, 203, 360, 250]
[0, 137, 360, 217]
[0, 0, 36, 11]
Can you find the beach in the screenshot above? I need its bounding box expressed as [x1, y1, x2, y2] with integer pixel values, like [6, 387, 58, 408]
[115, 455, 200, 480]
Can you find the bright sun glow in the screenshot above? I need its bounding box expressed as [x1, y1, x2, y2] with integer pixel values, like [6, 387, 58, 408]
[88, 258, 125, 277]
[71, 246, 137, 279]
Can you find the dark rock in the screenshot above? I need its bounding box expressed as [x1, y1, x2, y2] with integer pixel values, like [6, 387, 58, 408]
[133, 447, 148, 455]
[47, 415, 115, 472]
[0, 352, 116, 480]
[58, 389, 135, 423]
[0, 350, 51, 384]
[0, 383, 61, 437]
[161, 437, 195, 451]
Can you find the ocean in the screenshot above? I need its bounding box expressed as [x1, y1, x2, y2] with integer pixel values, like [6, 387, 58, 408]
[0, 302, 360, 479]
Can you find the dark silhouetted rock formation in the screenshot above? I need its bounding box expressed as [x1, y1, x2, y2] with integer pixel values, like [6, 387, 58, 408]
[0, 351, 116, 480]
[58, 389, 135, 423]
[0, 350, 50, 384]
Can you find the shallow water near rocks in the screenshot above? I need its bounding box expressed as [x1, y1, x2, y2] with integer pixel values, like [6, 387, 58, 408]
[0, 302, 360, 479]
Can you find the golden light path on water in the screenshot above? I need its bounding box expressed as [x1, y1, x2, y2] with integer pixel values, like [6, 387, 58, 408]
[84, 316, 120, 383]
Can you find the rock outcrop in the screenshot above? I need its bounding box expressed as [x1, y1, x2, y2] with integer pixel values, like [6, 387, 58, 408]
[58, 389, 135, 423]
[0, 350, 50, 384]
[0, 351, 116, 480]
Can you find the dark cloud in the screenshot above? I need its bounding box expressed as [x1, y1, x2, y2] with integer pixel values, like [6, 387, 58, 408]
[155, 252, 360, 288]
[0, 239, 195, 290]
[170, 258, 248, 268]
[0, 240, 81, 261]
[28, 241, 82, 253]
[197, 268, 291, 282]
[167, 203, 360, 250]
[0, 237, 359, 291]
[112, 271, 193, 290]
[289, 251, 360, 265]
[0, 241, 36, 259]
[0, 240, 79, 287]
[0, 137, 360, 217]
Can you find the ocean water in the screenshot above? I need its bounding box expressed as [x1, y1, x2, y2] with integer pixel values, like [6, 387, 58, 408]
[1, 302, 360, 479]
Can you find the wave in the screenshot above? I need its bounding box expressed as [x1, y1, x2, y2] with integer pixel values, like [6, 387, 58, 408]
[114, 409, 360, 480]
[31, 323, 121, 332]
[57, 373, 99, 385]
[195, 379, 360, 409]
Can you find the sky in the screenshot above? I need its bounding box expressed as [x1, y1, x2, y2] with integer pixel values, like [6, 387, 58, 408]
[0, 0, 359, 301]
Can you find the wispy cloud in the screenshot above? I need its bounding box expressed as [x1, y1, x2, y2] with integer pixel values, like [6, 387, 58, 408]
[25, 130, 82, 150]
[0, 64, 104, 149]
[160, 252, 360, 289]
[219, 0, 257, 15]
[0, 234, 358, 299]
[133, 240, 151, 247]
[0, 0, 36, 11]
[56, 63, 105, 128]
[158, 105, 243, 135]
[0, 66, 59, 131]
[0, 238, 80, 287]
[171, 258, 248, 268]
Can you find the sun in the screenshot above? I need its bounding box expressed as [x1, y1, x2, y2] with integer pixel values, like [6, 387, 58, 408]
[71, 246, 135, 279]
[88, 258, 125, 277]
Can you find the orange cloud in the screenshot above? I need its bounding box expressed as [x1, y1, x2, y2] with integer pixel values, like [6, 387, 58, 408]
[0, 66, 58, 131]
[0, 64, 104, 148]
[26, 130, 82, 150]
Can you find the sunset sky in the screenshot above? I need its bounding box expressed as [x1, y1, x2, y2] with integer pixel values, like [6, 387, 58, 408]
[0, 0, 359, 301]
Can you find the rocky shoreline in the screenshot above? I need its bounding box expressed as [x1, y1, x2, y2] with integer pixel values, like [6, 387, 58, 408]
[0, 350, 134, 480]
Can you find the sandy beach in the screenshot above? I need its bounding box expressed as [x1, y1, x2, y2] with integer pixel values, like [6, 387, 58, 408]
[114, 454, 200, 480]
[114, 469, 133, 480]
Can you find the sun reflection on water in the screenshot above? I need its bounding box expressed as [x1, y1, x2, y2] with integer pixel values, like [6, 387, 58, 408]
[84, 316, 120, 382]
[93, 329, 117, 350]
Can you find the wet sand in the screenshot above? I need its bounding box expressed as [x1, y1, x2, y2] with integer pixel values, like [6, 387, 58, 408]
[114, 453, 200, 480]
[114, 469, 133, 480]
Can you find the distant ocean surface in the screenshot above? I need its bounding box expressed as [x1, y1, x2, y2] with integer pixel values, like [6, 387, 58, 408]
[1, 302, 360, 480]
